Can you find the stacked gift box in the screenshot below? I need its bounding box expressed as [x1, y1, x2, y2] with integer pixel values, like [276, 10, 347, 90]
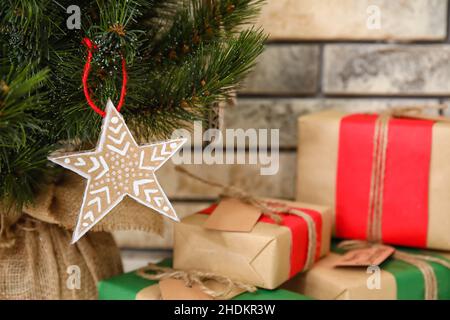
[99, 108, 450, 300]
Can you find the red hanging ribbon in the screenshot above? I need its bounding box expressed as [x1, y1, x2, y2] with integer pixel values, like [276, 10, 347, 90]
[82, 37, 127, 117]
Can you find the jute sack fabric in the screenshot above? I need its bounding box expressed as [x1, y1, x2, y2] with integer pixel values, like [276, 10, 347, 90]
[1, 144, 166, 299]
[23, 172, 165, 234]
[0, 217, 123, 299]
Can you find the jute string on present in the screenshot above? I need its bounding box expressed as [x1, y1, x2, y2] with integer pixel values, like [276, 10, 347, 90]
[175, 166, 317, 271]
[136, 264, 257, 299]
[337, 240, 450, 300]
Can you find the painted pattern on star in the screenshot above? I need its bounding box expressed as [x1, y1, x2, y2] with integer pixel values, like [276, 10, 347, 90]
[49, 100, 186, 243]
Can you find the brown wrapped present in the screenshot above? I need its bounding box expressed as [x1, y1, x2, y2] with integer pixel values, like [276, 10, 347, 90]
[173, 199, 332, 289]
[283, 243, 450, 300]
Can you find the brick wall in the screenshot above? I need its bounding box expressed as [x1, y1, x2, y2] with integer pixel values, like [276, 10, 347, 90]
[116, 0, 450, 250]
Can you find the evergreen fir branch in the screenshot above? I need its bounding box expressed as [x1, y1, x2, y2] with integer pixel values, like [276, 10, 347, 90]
[148, 0, 265, 65]
[1, 0, 47, 34]
[0, 0, 267, 208]
[0, 59, 53, 208]
[0, 62, 49, 148]
[0, 141, 54, 208]
[91, 0, 142, 58]
[125, 29, 266, 140]
[95, 0, 144, 29]
[217, 0, 265, 31]
[1, 0, 69, 66]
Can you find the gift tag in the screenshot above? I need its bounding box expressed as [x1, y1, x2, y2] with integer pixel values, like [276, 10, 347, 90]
[159, 279, 213, 300]
[334, 245, 395, 267]
[204, 198, 261, 232]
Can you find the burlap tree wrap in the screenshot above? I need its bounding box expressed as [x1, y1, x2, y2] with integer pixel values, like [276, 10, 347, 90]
[0, 217, 123, 299]
[22, 172, 165, 234]
[0, 170, 167, 299]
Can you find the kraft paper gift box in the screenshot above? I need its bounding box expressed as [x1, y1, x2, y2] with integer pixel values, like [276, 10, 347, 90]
[297, 110, 450, 250]
[98, 259, 311, 300]
[173, 199, 332, 290]
[282, 244, 450, 300]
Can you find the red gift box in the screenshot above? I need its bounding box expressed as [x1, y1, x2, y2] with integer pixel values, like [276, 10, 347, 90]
[297, 110, 450, 250]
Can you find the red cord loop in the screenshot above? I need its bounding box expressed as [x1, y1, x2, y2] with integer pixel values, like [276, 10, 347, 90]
[82, 37, 127, 117]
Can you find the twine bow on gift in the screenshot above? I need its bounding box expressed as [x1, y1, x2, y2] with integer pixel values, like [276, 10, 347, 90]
[175, 166, 318, 271]
[337, 240, 450, 300]
[136, 264, 257, 299]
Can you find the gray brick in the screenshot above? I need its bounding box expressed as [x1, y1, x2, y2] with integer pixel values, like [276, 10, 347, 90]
[240, 45, 320, 95]
[224, 98, 440, 148]
[324, 45, 450, 95]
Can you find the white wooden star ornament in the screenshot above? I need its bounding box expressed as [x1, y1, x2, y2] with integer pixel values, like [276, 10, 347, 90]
[49, 100, 186, 243]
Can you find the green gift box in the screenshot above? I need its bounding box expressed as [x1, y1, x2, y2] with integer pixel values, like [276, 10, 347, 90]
[283, 242, 450, 300]
[98, 260, 311, 300]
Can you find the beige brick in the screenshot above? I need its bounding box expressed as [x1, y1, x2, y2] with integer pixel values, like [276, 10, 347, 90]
[257, 0, 447, 41]
[157, 152, 296, 199]
[114, 202, 209, 249]
[324, 45, 450, 95]
[319, 99, 442, 112]
[225, 98, 440, 148]
[240, 45, 320, 95]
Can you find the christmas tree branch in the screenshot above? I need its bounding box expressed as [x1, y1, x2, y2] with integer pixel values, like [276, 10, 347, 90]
[0, 0, 267, 208]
